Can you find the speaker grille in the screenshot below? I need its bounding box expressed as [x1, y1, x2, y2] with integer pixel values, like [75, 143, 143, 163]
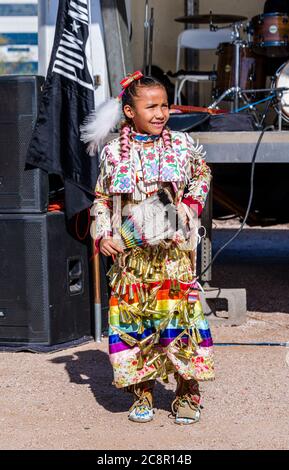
[0, 76, 48, 213]
[24, 220, 48, 336]
[0, 217, 47, 340]
[0, 213, 92, 346]
[0, 79, 35, 120]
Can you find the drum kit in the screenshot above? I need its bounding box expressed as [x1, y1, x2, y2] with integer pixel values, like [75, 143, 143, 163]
[175, 11, 289, 127]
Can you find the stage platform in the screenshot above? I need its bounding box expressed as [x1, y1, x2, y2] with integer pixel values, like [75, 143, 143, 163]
[191, 131, 289, 163]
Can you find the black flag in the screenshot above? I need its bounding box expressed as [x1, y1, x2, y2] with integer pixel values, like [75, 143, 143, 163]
[26, 0, 97, 218]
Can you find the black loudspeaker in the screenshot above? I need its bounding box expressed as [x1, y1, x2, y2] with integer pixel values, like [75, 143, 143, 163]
[0, 212, 92, 347]
[0, 75, 48, 213]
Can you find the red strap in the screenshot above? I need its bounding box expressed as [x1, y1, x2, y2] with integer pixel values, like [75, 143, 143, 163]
[182, 196, 203, 216]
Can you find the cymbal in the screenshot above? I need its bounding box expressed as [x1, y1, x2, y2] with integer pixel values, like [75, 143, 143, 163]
[175, 14, 248, 24]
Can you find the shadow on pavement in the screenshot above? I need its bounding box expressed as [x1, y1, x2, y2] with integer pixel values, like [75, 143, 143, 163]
[50, 349, 175, 413]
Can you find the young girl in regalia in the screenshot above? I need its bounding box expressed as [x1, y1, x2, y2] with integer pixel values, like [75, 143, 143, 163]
[81, 71, 214, 425]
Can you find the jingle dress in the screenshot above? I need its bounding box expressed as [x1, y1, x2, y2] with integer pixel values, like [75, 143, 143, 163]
[92, 130, 215, 388]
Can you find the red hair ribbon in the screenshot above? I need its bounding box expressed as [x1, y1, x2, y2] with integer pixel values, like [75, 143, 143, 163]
[120, 70, 144, 90]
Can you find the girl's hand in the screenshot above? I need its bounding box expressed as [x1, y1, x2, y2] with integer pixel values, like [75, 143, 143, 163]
[100, 237, 124, 256]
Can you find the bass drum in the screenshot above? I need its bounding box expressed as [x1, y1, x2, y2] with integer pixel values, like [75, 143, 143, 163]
[215, 43, 266, 98]
[250, 13, 289, 58]
[272, 60, 289, 122]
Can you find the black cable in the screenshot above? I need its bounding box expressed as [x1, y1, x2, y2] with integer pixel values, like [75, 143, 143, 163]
[260, 94, 275, 128]
[198, 125, 275, 279]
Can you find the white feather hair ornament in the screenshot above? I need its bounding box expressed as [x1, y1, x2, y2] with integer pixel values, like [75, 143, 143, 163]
[80, 97, 122, 156]
[80, 70, 144, 156]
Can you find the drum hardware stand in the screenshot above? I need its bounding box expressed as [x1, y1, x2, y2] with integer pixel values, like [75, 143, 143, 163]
[143, 0, 154, 75]
[208, 10, 218, 32]
[236, 90, 261, 125]
[223, 87, 289, 129]
[270, 84, 289, 130]
[235, 90, 277, 128]
[275, 89, 288, 130]
[277, 99, 283, 130]
[209, 22, 253, 111]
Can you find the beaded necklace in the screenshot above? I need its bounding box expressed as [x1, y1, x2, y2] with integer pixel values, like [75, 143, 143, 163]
[131, 130, 161, 143]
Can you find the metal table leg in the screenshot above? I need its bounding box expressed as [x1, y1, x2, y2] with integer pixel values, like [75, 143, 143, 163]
[200, 176, 213, 284]
[200, 170, 247, 325]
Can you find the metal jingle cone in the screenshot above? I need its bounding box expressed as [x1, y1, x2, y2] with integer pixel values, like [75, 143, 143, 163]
[139, 285, 146, 304]
[135, 258, 142, 276]
[129, 283, 135, 301]
[175, 279, 181, 292]
[106, 264, 115, 277]
[141, 301, 149, 313]
[121, 279, 127, 296]
[138, 258, 144, 276]
[142, 260, 149, 277]
[127, 255, 134, 269]
[144, 261, 152, 278]
[149, 264, 155, 275]
[182, 304, 190, 325]
[149, 296, 157, 309]
[193, 326, 203, 344]
[119, 305, 130, 324]
[169, 279, 176, 296]
[135, 284, 142, 304]
[137, 353, 144, 370]
[148, 286, 159, 307]
[115, 279, 122, 295]
[150, 295, 158, 309]
[110, 272, 119, 288]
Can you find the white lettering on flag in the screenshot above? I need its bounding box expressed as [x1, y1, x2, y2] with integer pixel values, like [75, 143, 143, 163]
[52, 0, 94, 91]
[68, 0, 89, 25]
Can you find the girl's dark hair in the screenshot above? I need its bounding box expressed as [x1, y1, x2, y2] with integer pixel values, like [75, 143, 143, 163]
[121, 76, 166, 110]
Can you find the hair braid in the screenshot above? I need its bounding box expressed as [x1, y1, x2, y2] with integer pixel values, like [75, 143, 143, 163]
[161, 126, 172, 151]
[120, 122, 131, 160]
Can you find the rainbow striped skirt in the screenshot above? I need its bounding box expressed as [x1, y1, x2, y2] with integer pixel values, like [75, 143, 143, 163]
[107, 245, 214, 388]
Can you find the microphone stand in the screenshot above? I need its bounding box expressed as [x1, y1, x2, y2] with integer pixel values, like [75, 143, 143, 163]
[143, 0, 149, 74]
[143, 0, 154, 75]
[209, 21, 244, 111]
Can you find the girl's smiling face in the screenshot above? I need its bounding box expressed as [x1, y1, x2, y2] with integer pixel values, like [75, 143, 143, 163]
[123, 85, 169, 135]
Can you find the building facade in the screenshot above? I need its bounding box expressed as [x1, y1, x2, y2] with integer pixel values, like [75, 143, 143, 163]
[0, 0, 38, 74]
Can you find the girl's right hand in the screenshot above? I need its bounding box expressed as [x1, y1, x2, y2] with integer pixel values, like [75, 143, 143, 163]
[99, 237, 124, 256]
